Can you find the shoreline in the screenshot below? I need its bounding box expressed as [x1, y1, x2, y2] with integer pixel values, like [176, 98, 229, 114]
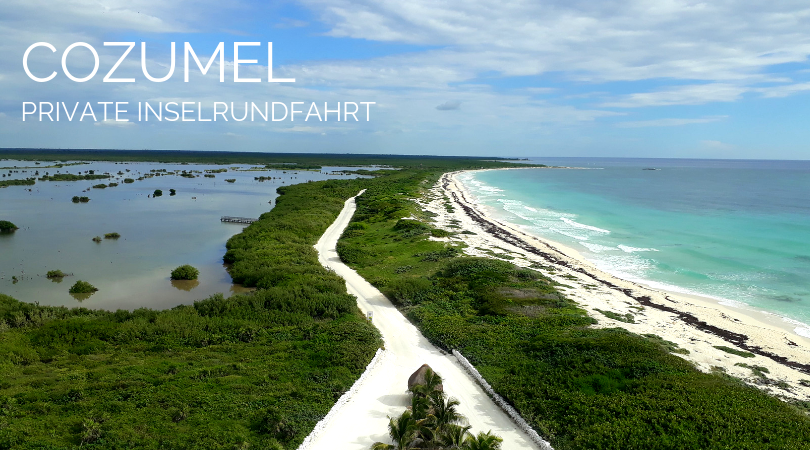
[421, 169, 810, 400]
[464, 168, 810, 340]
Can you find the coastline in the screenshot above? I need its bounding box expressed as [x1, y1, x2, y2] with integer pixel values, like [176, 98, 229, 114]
[421, 169, 810, 401]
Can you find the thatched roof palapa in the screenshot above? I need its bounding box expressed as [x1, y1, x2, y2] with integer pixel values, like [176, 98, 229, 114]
[408, 364, 443, 392]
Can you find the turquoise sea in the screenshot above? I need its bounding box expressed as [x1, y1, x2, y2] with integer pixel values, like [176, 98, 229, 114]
[462, 158, 810, 336]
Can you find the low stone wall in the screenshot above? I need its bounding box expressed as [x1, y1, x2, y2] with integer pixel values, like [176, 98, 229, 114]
[296, 348, 385, 450]
[452, 349, 554, 450]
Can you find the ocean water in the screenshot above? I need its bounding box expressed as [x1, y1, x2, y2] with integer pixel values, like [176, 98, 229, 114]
[462, 158, 810, 336]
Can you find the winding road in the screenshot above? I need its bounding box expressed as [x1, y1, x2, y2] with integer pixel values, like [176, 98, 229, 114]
[307, 191, 540, 449]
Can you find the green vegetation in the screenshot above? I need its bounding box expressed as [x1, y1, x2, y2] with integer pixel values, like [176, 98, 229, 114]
[39, 174, 109, 182]
[92, 184, 107, 189]
[225, 178, 236, 183]
[594, 308, 635, 323]
[0, 220, 18, 232]
[68, 280, 98, 294]
[71, 196, 90, 203]
[104, 232, 121, 239]
[170, 189, 177, 196]
[108, 182, 119, 187]
[0, 178, 35, 188]
[46, 270, 67, 279]
[714, 345, 756, 358]
[336, 168, 810, 449]
[153, 189, 163, 197]
[0, 172, 384, 449]
[170, 265, 200, 281]
[642, 334, 690, 355]
[735, 363, 770, 379]
[371, 367, 503, 450]
[123, 178, 134, 183]
[91, 236, 102, 243]
[2, 151, 807, 449]
[0, 162, 87, 170]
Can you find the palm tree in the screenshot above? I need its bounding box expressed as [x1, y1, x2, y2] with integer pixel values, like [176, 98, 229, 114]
[371, 410, 417, 450]
[463, 431, 503, 450]
[432, 395, 465, 432]
[437, 424, 472, 449]
[411, 394, 431, 421]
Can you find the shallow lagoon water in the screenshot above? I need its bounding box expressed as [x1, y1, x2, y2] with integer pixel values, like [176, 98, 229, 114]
[0, 159, 360, 310]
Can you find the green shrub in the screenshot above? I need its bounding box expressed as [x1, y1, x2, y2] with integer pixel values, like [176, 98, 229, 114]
[153, 189, 163, 197]
[171, 265, 200, 280]
[0, 220, 18, 232]
[68, 280, 97, 294]
[92, 184, 107, 189]
[91, 236, 102, 243]
[714, 345, 755, 358]
[123, 178, 134, 183]
[104, 232, 121, 239]
[225, 179, 236, 183]
[169, 189, 176, 196]
[595, 308, 636, 323]
[46, 270, 66, 278]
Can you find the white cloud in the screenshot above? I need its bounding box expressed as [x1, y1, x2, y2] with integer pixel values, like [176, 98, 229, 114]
[617, 115, 728, 128]
[302, 0, 810, 83]
[94, 120, 136, 127]
[600, 84, 747, 108]
[757, 82, 810, 98]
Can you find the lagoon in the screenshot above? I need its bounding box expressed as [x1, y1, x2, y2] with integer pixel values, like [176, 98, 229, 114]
[0, 159, 359, 310]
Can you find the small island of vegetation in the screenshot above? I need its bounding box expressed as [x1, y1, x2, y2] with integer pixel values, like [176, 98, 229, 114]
[0, 178, 35, 188]
[71, 196, 90, 203]
[68, 280, 98, 294]
[39, 173, 109, 182]
[153, 189, 163, 197]
[0, 220, 18, 232]
[170, 265, 200, 280]
[46, 270, 67, 279]
[104, 232, 121, 239]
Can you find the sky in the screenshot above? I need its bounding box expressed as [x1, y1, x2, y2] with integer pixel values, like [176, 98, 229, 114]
[1, 0, 810, 159]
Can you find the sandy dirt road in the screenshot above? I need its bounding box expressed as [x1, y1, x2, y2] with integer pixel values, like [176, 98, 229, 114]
[307, 191, 539, 450]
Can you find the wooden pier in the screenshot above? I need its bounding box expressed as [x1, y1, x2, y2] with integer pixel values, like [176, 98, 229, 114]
[221, 216, 258, 224]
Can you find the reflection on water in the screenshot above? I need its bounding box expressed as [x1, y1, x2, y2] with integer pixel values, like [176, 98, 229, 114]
[0, 159, 362, 310]
[70, 292, 95, 302]
[171, 279, 200, 291]
[229, 284, 256, 296]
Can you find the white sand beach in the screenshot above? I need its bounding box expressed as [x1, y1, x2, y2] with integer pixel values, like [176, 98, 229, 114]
[306, 191, 544, 450]
[422, 170, 810, 401]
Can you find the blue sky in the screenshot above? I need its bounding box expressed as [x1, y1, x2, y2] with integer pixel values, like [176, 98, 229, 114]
[2, 0, 810, 159]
